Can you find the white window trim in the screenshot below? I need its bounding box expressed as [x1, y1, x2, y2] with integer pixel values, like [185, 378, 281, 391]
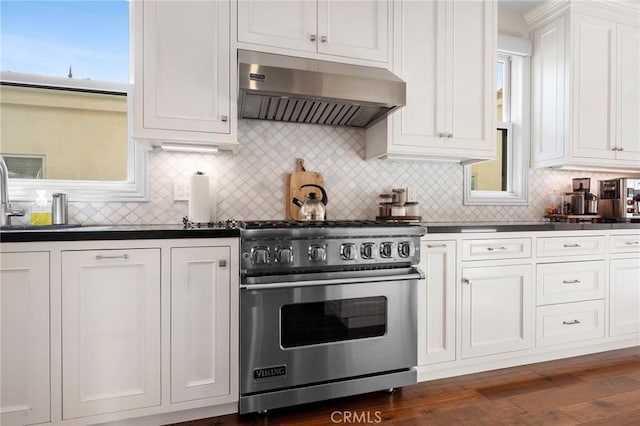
[1, 72, 149, 202]
[464, 35, 531, 206]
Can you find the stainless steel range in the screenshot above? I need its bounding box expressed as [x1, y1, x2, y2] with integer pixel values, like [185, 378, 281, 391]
[239, 220, 425, 414]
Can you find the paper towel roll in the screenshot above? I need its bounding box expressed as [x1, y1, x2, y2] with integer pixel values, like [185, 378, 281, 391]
[189, 172, 210, 223]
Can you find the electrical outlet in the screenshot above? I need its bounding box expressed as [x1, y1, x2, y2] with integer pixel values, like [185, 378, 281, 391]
[173, 183, 189, 201]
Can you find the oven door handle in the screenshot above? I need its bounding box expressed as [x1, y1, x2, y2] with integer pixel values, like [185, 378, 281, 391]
[240, 269, 424, 290]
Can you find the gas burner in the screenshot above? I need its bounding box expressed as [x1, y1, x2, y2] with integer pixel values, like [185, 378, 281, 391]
[239, 220, 417, 229]
[182, 217, 239, 229]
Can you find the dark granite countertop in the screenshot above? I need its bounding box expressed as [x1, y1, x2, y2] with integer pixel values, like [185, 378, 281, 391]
[422, 221, 640, 234]
[0, 224, 240, 243]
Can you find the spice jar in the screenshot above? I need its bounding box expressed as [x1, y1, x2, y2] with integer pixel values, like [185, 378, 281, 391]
[405, 201, 419, 216]
[379, 194, 393, 216]
[392, 188, 406, 205]
[391, 204, 406, 216]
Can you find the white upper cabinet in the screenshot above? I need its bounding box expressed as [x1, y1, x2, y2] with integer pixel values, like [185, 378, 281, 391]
[528, 1, 640, 170]
[237, 0, 390, 64]
[365, 0, 496, 162]
[133, 0, 238, 150]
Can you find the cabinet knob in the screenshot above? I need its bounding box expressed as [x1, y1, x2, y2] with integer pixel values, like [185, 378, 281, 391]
[462, 278, 471, 285]
[218, 259, 227, 267]
[310, 34, 317, 42]
[221, 115, 228, 122]
[320, 35, 328, 43]
[618, 147, 624, 151]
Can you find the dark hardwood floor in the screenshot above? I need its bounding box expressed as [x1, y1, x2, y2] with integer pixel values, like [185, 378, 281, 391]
[176, 347, 640, 425]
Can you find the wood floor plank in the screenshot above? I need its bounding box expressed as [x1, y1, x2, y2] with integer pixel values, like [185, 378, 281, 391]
[558, 389, 640, 423]
[174, 347, 640, 426]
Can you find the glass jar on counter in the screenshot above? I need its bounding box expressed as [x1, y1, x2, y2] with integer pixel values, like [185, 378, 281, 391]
[379, 194, 393, 216]
[405, 201, 419, 216]
[391, 204, 406, 216]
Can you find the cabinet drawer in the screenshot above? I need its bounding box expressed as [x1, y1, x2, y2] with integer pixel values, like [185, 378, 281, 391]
[462, 238, 531, 261]
[536, 300, 605, 347]
[610, 234, 640, 253]
[536, 236, 606, 257]
[536, 261, 606, 305]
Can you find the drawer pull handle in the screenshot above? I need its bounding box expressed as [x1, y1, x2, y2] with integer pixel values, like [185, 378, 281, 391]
[563, 243, 581, 248]
[562, 320, 581, 325]
[562, 279, 581, 284]
[625, 241, 640, 245]
[95, 254, 129, 261]
[462, 278, 471, 285]
[487, 246, 508, 251]
[427, 244, 447, 248]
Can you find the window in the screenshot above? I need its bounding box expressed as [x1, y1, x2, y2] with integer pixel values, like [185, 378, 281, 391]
[0, 0, 147, 201]
[464, 35, 531, 206]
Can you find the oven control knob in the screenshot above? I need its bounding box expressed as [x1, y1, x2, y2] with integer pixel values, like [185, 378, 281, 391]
[628, 207, 635, 213]
[308, 245, 327, 262]
[360, 243, 377, 260]
[628, 200, 635, 205]
[275, 246, 294, 264]
[340, 243, 357, 260]
[250, 246, 270, 265]
[380, 242, 395, 259]
[398, 241, 416, 258]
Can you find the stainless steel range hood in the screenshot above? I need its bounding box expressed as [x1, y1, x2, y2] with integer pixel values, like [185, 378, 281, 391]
[238, 50, 406, 128]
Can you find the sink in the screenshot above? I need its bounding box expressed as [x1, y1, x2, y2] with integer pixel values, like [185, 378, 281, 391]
[0, 223, 83, 231]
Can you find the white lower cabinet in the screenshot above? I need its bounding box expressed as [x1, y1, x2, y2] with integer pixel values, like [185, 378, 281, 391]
[610, 257, 640, 336]
[418, 240, 456, 365]
[171, 246, 232, 403]
[461, 264, 534, 359]
[61, 249, 161, 419]
[0, 252, 50, 426]
[536, 300, 605, 347]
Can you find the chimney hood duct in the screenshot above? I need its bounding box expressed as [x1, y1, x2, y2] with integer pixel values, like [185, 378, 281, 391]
[238, 50, 406, 129]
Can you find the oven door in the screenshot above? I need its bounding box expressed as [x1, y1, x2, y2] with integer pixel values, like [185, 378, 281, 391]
[240, 268, 420, 395]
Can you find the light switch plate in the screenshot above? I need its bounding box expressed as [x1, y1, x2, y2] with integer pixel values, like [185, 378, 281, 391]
[173, 183, 189, 201]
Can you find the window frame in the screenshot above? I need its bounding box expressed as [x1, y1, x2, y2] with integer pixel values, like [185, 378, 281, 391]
[463, 35, 531, 206]
[1, 1, 148, 202]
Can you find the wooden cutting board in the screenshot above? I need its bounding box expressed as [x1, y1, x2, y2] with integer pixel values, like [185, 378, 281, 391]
[285, 159, 325, 220]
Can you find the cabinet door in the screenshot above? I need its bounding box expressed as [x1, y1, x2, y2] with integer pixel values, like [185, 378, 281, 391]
[390, 0, 444, 149]
[461, 264, 534, 358]
[418, 241, 456, 365]
[317, 0, 388, 62]
[139, 0, 230, 135]
[571, 14, 617, 162]
[531, 15, 567, 167]
[171, 246, 231, 403]
[446, 0, 495, 152]
[62, 249, 161, 419]
[610, 258, 640, 336]
[1, 252, 50, 426]
[616, 24, 640, 162]
[237, 0, 317, 53]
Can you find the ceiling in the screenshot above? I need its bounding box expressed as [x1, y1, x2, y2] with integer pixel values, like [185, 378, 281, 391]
[499, 0, 544, 14]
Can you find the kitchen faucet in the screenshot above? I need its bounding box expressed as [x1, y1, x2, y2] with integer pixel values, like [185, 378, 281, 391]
[0, 156, 25, 226]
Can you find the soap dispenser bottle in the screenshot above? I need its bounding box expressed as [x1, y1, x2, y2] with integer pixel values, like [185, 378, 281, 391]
[31, 190, 52, 225]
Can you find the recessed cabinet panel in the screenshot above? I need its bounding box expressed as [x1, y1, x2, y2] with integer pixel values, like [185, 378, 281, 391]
[536, 300, 605, 347]
[0, 252, 50, 426]
[536, 261, 606, 305]
[462, 238, 531, 261]
[237, 0, 316, 52]
[617, 24, 640, 161]
[610, 258, 640, 336]
[318, 0, 388, 62]
[418, 241, 456, 365]
[461, 264, 534, 359]
[536, 235, 606, 257]
[572, 14, 616, 160]
[531, 16, 567, 166]
[62, 249, 161, 419]
[449, 0, 490, 145]
[171, 246, 232, 403]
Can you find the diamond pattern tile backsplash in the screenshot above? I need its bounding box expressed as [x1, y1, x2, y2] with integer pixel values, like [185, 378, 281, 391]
[21, 120, 629, 225]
